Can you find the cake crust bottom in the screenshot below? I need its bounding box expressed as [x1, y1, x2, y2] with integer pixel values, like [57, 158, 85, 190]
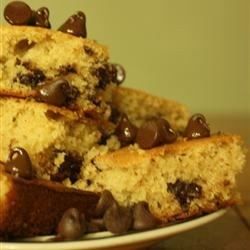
[0, 170, 99, 239]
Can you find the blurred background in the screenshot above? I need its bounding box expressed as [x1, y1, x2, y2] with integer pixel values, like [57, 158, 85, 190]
[1, 0, 249, 143]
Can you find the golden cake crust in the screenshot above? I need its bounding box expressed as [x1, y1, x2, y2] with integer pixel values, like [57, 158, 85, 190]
[0, 25, 109, 65]
[77, 134, 245, 222]
[0, 169, 99, 238]
[94, 134, 243, 169]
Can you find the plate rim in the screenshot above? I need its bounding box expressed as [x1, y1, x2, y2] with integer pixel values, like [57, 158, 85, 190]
[0, 209, 227, 250]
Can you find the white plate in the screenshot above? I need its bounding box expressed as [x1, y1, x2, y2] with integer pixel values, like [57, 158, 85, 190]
[0, 209, 226, 250]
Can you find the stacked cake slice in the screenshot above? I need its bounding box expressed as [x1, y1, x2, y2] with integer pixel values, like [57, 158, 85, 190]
[0, 25, 113, 118]
[0, 1, 246, 240]
[0, 24, 115, 180]
[0, 24, 189, 183]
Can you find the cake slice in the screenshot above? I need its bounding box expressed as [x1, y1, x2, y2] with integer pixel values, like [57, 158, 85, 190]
[0, 134, 245, 238]
[0, 97, 105, 180]
[110, 87, 190, 131]
[0, 169, 99, 238]
[0, 25, 119, 119]
[76, 134, 246, 222]
[0, 87, 190, 182]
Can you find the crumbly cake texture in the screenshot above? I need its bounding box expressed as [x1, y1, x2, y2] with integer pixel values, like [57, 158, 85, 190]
[0, 25, 112, 118]
[0, 170, 99, 238]
[0, 97, 103, 179]
[111, 87, 190, 131]
[75, 134, 246, 222]
[0, 87, 190, 181]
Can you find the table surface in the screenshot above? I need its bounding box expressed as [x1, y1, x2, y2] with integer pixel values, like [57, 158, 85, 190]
[153, 115, 250, 250]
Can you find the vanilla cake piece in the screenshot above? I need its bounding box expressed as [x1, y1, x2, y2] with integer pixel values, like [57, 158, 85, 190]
[111, 87, 190, 131]
[76, 134, 246, 222]
[0, 25, 119, 119]
[0, 88, 190, 183]
[0, 97, 104, 180]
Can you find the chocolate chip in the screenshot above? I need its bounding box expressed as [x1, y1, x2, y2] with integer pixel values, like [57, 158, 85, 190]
[98, 133, 111, 146]
[111, 64, 126, 85]
[14, 39, 36, 55]
[58, 65, 77, 75]
[104, 202, 132, 234]
[5, 147, 33, 179]
[4, 1, 33, 25]
[15, 58, 21, 66]
[95, 65, 112, 89]
[115, 114, 137, 147]
[95, 63, 126, 88]
[51, 153, 82, 184]
[45, 110, 62, 120]
[187, 183, 202, 199]
[17, 69, 45, 87]
[84, 46, 95, 56]
[157, 118, 177, 143]
[133, 202, 158, 231]
[184, 114, 210, 140]
[86, 179, 92, 186]
[136, 118, 177, 149]
[136, 120, 161, 149]
[110, 107, 121, 124]
[87, 218, 105, 233]
[168, 180, 202, 208]
[57, 208, 87, 240]
[58, 11, 87, 38]
[95, 190, 116, 217]
[33, 7, 51, 28]
[36, 79, 79, 107]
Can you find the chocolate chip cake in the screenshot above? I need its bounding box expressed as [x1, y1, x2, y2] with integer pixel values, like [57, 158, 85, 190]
[77, 134, 245, 222]
[0, 87, 189, 183]
[0, 169, 99, 238]
[111, 87, 189, 132]
[0, 97, 104, 180]
[0, 0, 247, 240]
[0, 24, 119, 119]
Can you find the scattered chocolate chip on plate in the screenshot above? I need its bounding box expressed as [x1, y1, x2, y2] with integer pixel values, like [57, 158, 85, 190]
[1, 210, 226, 250]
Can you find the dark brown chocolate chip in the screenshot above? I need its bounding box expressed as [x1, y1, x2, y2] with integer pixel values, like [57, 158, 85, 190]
[110, 107, 121, 124]
[87, 218, 105, 233]
[95, 65, 112, 89]
[57, 208, 87, 240]
[84, 46, 94, 56]
[58, 11, 87, 38]
[33, 7, 51, 28]
[36, 79, 79, 107]
[5, 147, 33, 179]
[95, 63, 126, 88]
[133, 202, 158, 231]
[104, 202, 132, 234]
[17, 69, 45, 87]
[58, 65, 77, 75]
[14, 39, 36, 55]
[168, 180, 202, 208]
[135, 119, 163, 149]
[157, 118, 177, 144]
[136, 118, 177, 149]
[15, 58, 21, 66]
[4, 1, 33, 25]
[45, 110, 62, 120]
[98, 133, 111, 146]
[95, 190, 116, 217]
[115, 114, 137, 147]
[111, 64, 126, 85]
[51, 153, 82, 184]
[184, 113, 210, 140]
